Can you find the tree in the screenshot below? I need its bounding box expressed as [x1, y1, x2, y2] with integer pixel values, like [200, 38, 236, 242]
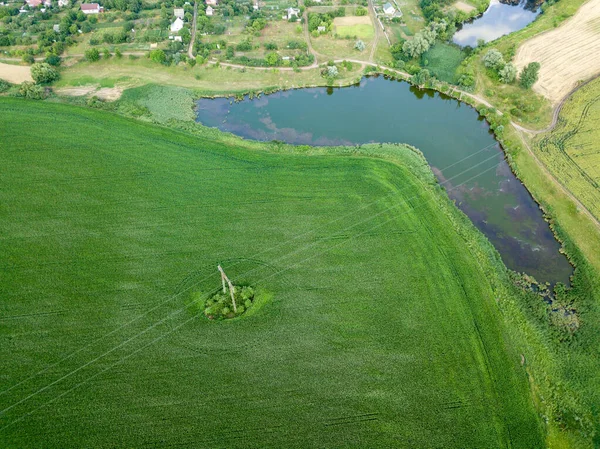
[356, 6, 367, 15]
[411, 68, 430, 86]
[326, 65, 338, 78]
[149, 49, 166, 64]
[520, 62, 540, 89]
[85, 48, 100, 62]
[402, 34, 430, 59]
[30, 62, 59, 84]
[354, 40, 365, 51]
[483, 49, 504, 69]
[103, 48, 111, 59]
[499, 63, 517, 84]
[115, 48, 122, 59]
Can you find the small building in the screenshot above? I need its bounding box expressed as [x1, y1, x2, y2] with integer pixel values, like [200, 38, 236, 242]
[25, 0, 42, 7]
[174, 35, 183, 42]
[58, 0, 69, 6]
[206, 5, 213, 15]
[252, 1, 258, 9]
[206, 0, 217, 6]
[174, 8, 184, 18]
[170, 17, 184, 32]
[317, 25, 326, 32]
[81, 3, 101, 14]
[53, 24, 60, 32]
[382, 2, 395, 15]
[285, 7, 299, 20]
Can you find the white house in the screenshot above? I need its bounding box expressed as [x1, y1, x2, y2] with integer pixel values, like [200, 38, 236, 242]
[174, 8, 184, 18]
[170, 17, 184, 32]
[285, 7, 299, 20]
[80, 3, 101, 14]
[206, 0, 217, 6]
[317, 25, 326, 32]
[174, 35, 182, 41]
[382, 2, 395, 15]
[58, 0, 69, 6]
[206, 5, 213, 15]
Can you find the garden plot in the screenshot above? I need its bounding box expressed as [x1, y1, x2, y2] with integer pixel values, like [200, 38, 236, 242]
[333, 16, 375, 39]
[514, 0, 600, 104]
[0, 62, 32, 84]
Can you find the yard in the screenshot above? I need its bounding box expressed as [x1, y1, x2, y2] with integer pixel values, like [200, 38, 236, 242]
[333, 15, 375, 39]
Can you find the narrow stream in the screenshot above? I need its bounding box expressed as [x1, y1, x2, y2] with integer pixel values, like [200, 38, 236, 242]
[196, 76, 572, 285]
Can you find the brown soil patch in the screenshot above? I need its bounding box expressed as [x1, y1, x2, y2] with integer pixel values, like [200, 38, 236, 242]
[514, 0, 600, 105]
[453, 1, 476, 13]
[0, 62, 33, 84]
[55, 86, 123, 101]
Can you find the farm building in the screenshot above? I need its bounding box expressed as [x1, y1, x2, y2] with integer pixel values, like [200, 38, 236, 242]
[285, 7, 300, 20]
[206, 5, 213, 15]
[174, 8, 184, 18]
[382, 2, 395, 15]
[170, 17, 184, 32]
[80, 3, 101, 13]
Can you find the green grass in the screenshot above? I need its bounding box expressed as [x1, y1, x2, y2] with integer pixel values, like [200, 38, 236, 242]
[335, 23, 375, 39]
[0, 98, 542, 448]
[120, 84, 197, 123]
[422, 43, 465, 83]
[534, 77, 600, 223]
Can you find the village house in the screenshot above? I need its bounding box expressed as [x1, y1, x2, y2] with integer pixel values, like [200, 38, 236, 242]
[170, 17, 184, 32]
[80, 3, 101, 14]
[174, 8, 184, 19]
[285, 7, 300, 20]
[58, 0, 68, 5]
[206, 0, 217, 6]
[25, 0, 42, 8]
[317, 25, 326, 32]
[206, 5, 213, 15]
[382, 2, 396, 15]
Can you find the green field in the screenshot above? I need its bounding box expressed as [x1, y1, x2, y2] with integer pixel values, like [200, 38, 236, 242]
[422, 43, 465, 83]
[0, 98, 543, 447]
[534, 77, 600, 222]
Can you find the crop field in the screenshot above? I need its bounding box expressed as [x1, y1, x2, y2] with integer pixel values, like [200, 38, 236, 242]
[534, 77, 600, 221]
[333, 16, 375, 39]
[513, 0, 600, 105]
[0, 98, 542, 447]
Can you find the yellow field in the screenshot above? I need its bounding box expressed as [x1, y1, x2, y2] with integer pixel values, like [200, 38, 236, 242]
[0, 62, 33, 84]
[514, 0, 600, 105]
[534, 77, 600, 221]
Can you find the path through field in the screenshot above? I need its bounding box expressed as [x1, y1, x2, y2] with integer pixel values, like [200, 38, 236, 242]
[0, 62, 32, 84]
[514, 0, 600, 105]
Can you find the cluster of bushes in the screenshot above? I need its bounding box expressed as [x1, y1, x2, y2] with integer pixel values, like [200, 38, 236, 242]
[202, 286, 256, 320]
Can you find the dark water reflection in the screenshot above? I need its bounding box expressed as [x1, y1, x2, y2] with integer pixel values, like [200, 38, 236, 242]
[453, 0, 541, 47]
[196, 76, 572, 285]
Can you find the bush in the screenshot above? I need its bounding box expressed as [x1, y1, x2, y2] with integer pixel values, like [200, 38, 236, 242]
[149, 49, 166, 64]
[85, 48, 100, 62]
[44, 55, 62, 66]
[519, 62, 540, 89]
[354, 40, 365, 51]
[483, 48, 505, 70]
[22, 54, 35, 64]
[30, 63, 59, 84]
[0, 79, 11, 93]
[355, 6, 367, 15]
[499, 63, 516, 84]
[17, 81, 46, 100]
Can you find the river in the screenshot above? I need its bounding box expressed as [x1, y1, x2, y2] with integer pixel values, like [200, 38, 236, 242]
[196, 76, 572, 285]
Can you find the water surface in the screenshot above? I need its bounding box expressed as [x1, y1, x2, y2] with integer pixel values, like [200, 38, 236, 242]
[196, 77, 572, 285]
[453, 0, 540, 47]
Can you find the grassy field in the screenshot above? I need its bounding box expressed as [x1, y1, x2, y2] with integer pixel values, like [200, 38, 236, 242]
[534, 77, 600, 222]
[334, 16, 375, 39]
[0, 98, 542, 447]
[422, 43, 465, 83]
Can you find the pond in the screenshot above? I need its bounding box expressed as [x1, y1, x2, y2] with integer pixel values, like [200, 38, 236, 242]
[453, 0, 541, 47]
[196, 76, 572, 285]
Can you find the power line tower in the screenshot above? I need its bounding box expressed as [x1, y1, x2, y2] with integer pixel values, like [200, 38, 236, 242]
[217, 265, 237, 312]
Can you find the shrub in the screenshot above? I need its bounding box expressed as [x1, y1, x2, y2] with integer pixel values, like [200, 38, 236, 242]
[85, 48, 100, 62]
[356, 6, 367, 15]
[354, 40, 365, 51]
[22, 54, 35, 64]
[244, 299, 252, 308]
[44, 55, 62, 66]
[0, 79, 11, 93]
[17, 82, 46, 100]
[499, 63, 517, 84]
[149, 49, 166, 64]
